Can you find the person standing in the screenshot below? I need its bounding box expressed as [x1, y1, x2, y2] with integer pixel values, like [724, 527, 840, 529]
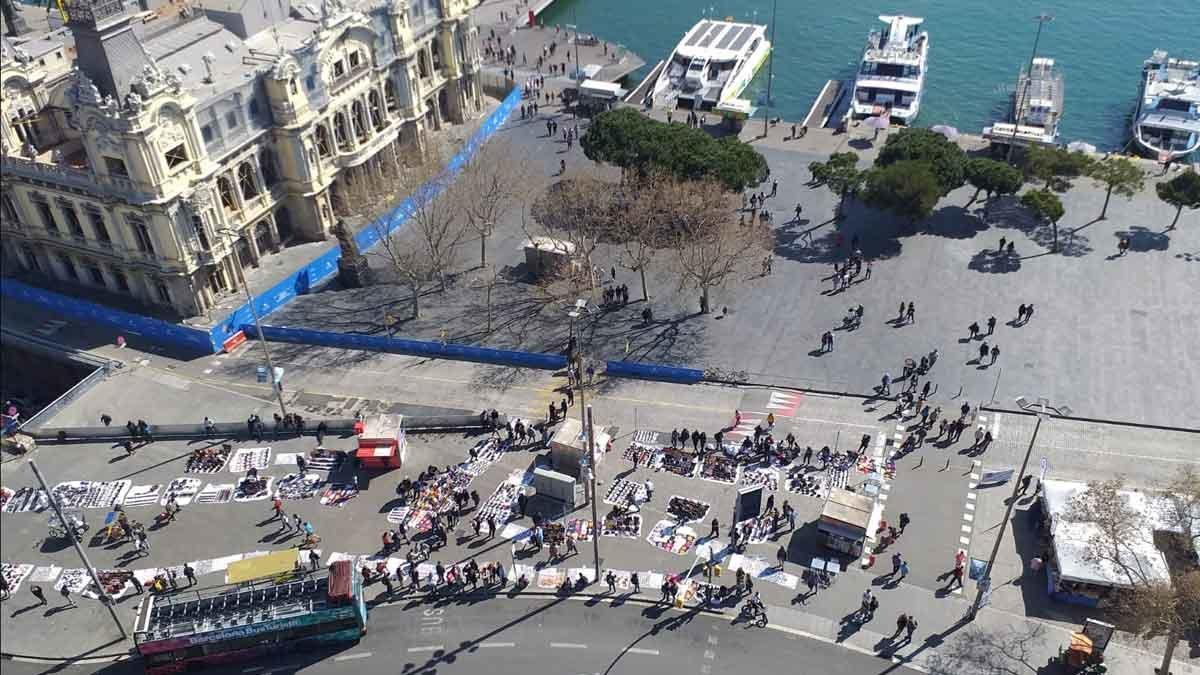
[783, 501, 796, 531]
[893, 613, 908, 639]
[898, 512, 911, 534]
[643, 479, 654, 502]
[905, 302, 915, 324]
[184, 563, 197, 587]
[631, 572, 640, 594]
[776, 545, 787, 569]
[710, 518, 720, 540]
[990, 345, 1000, 364]
[979, 342, 989, 362]
[60, 586, 76, 608]
[898, 559, 909, 581]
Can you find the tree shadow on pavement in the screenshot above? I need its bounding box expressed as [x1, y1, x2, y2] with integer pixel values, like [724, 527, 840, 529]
[967, 250, 1022, 274]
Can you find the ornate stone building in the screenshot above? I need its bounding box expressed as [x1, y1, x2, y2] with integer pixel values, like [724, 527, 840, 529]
[0, 0, 481, 317]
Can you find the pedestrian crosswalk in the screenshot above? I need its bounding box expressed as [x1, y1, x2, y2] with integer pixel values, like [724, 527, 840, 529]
[764, 390, 802, 416]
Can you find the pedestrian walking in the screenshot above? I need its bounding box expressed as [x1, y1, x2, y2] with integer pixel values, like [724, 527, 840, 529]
[308, 549, 320, 571]
[990, 345, 999, 364]
[968, 321, 980, 339]
[881, 373, 891, 396]
[776, 545, 787, 568]
[710, 518, 720, 540]
[644, 479, 654, 501]
[898, 560, 909, 581]
[606, 571, 617, 593]
[60, 586, 75, 607]
[184, 563, 197, 587]
[890, 552, 903, 576]
[802, 445, 813, 465]
[893, 613, 908, 638]
[898, 512, 910, 534]
[905, 615, 918, 640]
[986, 316, 996, 335]
[30, 584, 47, 605]
[979, 342, 989, 362]
[630, 571, 641, 594]
[905, 302, 915, 323]
[783, 501, 796, 531]
[272, 496, 284, 521]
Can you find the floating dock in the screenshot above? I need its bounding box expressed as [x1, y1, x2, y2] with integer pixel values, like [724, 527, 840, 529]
[802, 79, 852, 129]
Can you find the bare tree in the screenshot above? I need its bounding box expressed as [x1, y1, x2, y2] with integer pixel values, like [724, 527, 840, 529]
[372, 227, 436, 319]
[1066, 477, 1200, 675]
[928, 624, 1048, 675]
[664, 177, 771, 313]
[614, 171, 671, 302]
[400, 143, 470, 291]
[458, 138, 532, 268]
[528, 169, 617, 297]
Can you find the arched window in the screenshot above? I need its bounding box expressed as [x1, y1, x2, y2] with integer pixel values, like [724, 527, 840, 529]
[351, 100, 368, 141]
[369, 90, 386, 130]
[237, 162, 259, 199]
[315, 125, 332, 157]
[334, 112, 352, 151]
[259, 148, 278, 186]
[217, 175, 239, 212]
[384, 79, 399, 113]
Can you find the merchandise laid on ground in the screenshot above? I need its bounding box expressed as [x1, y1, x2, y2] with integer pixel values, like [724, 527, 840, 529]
[666, 495, 710, 523]
[51, 480, 131, 509]
[647, 519, 698, 555]
[1, 486, 49, 513]
[185, 445, 231, 473]
[274, 473, 323, 500]
[601, 509, 643, 538]
[604, 477, 647, 506]
[699, 454, 739, 484]
[661, 448, 699, 478]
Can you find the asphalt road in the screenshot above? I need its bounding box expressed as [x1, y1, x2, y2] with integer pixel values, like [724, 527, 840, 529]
[3, 597, 922, 675]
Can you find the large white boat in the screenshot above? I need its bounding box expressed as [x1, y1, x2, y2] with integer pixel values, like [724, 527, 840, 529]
[1132, 50, 1200, 161]
[850, 15, 929, 124]
[983, 57, 1064, 148]
[648, 19, 771, 117]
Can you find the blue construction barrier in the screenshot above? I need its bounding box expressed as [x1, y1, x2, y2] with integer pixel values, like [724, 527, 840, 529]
[0, 278, 217, 353]
[211, 87, 525, 350]
[604, 360, 705, 385]
[250, 324, 567, 371]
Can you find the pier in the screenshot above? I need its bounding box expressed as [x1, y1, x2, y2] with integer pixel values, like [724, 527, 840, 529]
[802, 79, 852, 129]
[471, 0, 646, 92]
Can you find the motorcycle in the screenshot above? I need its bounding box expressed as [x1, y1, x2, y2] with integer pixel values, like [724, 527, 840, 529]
[739, 600, 768, 627]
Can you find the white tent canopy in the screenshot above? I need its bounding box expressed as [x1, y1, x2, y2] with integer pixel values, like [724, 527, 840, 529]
[1042, 479, 1172, 588]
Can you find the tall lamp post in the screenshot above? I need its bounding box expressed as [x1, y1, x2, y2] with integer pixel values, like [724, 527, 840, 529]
[219, 228, 288, 419]
[567, 299, 601, 579]
[761, 0, 778, 137]
[967, 397, 1061, 619]
[1006, 14, 1054, 163]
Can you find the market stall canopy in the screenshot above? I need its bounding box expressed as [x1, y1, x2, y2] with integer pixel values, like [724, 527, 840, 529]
[820, 488, 874, 533]
[1042, 479, 1171, 587]
[226, 549, 299, 583]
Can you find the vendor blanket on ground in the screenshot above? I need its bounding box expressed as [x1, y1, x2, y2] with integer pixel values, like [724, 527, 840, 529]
[666, 495, 710, 523]
[785, 466, 823, 496]
[699, 455, 739, 484]
[602, 512, 642, 539]
[739, 467, 779, 492]
[274, 473, 323, 500]
[186, 445, 230, 473]
[725, 553, 800, 590]
[1, 563, 34, 594]
[604, 478, 646, 506]
[161, 477, 202, 506]
[623, 444, 661, 468]
[228, 447, 272, 473]
[661, 449, 698, 478]
[2, 486, 48, 513]
[51, 480, 131, 509]
[646, 520, 697, 555]
[737, 515, 775, 544]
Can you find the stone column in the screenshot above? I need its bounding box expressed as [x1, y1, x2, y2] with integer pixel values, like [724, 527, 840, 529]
[244, 231, 262, 267]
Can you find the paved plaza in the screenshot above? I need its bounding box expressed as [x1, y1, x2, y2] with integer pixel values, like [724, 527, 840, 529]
[2, 356, 1197, 672]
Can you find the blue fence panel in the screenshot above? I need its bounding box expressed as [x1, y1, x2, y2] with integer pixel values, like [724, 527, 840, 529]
[0, 278, 217, 353]
[211, 247, 341, 348]
[604, 360, 704, 385]
[250, 325, 566, 371]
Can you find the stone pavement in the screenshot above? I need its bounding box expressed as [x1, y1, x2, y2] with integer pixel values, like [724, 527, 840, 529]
[3, 358, 1197, 673]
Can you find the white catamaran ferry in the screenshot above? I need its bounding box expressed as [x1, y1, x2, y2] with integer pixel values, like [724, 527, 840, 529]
[1132, 50, 1200, 161]
[649, 19, 771, 118]
[850, 15, 929, 124]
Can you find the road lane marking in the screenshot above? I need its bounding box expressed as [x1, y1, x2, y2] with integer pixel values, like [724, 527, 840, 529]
[479, 642, 516, 648]
[625, 647, 660, 656]
[335, 652, 373, 661]
[406, 645, 443, 653]
[550, 642, 588, 649]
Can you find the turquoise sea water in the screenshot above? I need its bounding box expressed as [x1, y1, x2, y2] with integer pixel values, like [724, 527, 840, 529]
[540, 0, 1200, 151]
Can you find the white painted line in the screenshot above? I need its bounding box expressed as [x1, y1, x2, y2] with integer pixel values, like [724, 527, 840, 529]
[965, 502, 976, 511]
[703, 649, 716, 660]
[973, 460, 982, 466]
[962, 513, 974, 522]
[878, 493, 889, 501]
[969, 482, 978, 489]
[336, 652, 374, 660]
[881, 483, 892, 491]
[479, 642, 516, 648]
[951, 587, 963, 595]
[625, 647, 660, 656]
[966, 492, 977, 500]
[243, 668, 263, 673]
[406, 646, 442, 654]
[550, 642, 588, 649]
[707, 635, 719, 645]
[961, 524, 973, 533]
[959, 536, 971, 545]
[991, 413, 1000, 438]
[970, 473, 981, 480]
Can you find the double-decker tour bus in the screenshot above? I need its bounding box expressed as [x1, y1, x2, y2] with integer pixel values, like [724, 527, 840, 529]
[133, 556, 366, 673]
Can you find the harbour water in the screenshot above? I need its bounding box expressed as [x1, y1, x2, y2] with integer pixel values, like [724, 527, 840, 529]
[540, 0, 1200, 151]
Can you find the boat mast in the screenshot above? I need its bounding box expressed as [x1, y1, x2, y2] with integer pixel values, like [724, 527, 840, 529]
[762, 0, 777, 137]
[1007, 13, 1054, 162]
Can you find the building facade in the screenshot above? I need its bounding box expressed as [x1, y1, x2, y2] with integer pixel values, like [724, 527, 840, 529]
[0, 0, 482, 317]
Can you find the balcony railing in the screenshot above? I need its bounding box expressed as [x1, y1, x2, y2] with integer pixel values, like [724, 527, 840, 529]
[2, 155, 155, 202]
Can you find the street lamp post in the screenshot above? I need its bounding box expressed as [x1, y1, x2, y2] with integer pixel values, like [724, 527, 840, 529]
[219, 229, 288, 419]
[29, 460, 127, 637]
[1006, 14, 1054, 163]
[761, 0, 778, 138]
[567, 299, 601, 580]
[967, 397, 1054, 619]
